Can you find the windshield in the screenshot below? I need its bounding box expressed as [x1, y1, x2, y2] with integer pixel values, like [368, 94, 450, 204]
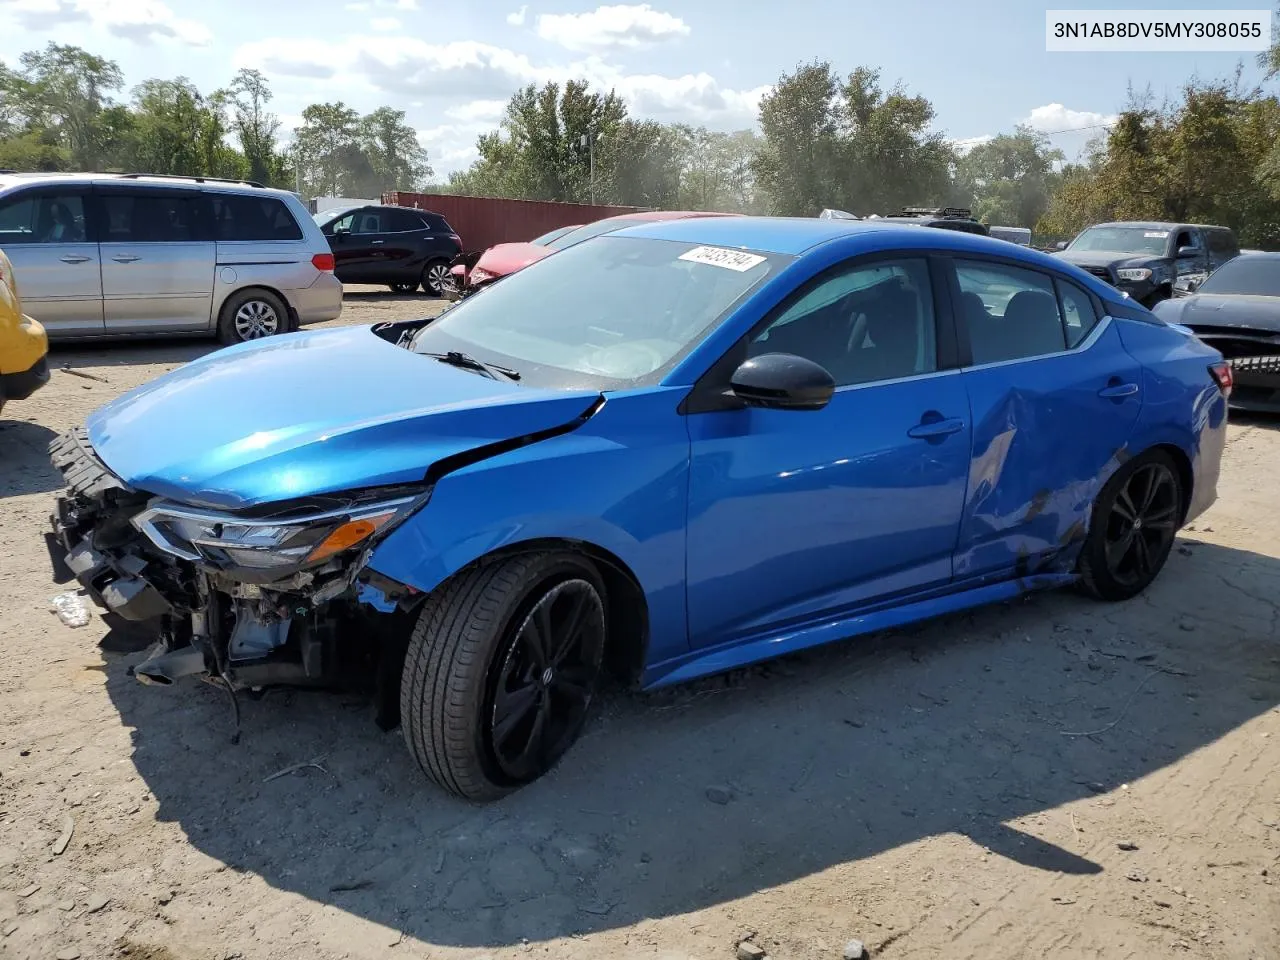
[1068, 226, 1170, 256]
[543, 217, 644, 251]
[411, 235, 785, 389]
[1197, 256, 1280, 297]
[531, 224, 578, 245]
[312, 206, 355, 226]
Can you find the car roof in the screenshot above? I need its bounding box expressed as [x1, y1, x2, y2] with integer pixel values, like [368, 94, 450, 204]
[1090, 220, 1233, 232]
[0, 171, 298, 200]
[602, 210, 739, 223]
[614, 215, 1042, 257]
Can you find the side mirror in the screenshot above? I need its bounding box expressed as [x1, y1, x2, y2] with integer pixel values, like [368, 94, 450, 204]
[1177, 245, 1197, 257]
[1054, 241, 1068, 251]
[729, 353, 835, 411]
[334, 228, 350, 241]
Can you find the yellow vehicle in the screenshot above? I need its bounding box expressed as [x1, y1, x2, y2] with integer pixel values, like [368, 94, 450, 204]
[0, 246, 49, 414]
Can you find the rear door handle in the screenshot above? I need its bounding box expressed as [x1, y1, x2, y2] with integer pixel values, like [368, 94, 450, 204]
[371, 240, 385, 244]
[112, 254, 140, 263]
[59, 255, 91, 264]
[908, 417, 966, 440]
[1098, 382, 1139, 399]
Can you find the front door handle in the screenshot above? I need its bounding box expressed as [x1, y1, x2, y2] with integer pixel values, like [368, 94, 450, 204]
[59, 254, 91, 264]
[908, 416, 966, 440]
[112, 254, 140, 263]
[370, 240, 385, 244]
[1098, 381, 1139, 399]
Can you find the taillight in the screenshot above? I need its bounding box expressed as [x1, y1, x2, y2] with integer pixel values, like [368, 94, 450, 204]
[311, 253, 335, 272]
[1209, 361, 1233, 396]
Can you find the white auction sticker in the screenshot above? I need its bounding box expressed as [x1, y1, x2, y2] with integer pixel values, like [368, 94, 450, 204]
[678, 246, 767, 272]
[1144, 230, 1170, 238]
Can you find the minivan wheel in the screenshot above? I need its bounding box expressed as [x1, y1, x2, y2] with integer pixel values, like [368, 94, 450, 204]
[421, 259, 451, 297]
[218, 289, 289, 346]
[400, 552, 606, 801]
[1078, 450, 1183, 602]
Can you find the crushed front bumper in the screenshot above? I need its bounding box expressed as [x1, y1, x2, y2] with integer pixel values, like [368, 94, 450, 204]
[1227, 355, 1280, 413]
[47, 429, 412, 697]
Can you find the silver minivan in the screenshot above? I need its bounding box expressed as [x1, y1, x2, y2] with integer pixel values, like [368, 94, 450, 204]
[0, 173, 343, 344]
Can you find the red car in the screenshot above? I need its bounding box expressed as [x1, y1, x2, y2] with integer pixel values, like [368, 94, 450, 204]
[447, 211, 739, 299]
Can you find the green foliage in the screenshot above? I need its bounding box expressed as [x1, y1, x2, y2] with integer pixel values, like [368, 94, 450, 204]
[955, 127, 1063, 228]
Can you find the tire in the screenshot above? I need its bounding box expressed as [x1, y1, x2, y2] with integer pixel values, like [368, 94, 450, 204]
[400, 552, 607, 800]
[1078, 450, 1183, 602]
[421, 259, 451, 297]
[388, 282, 418, 294]
[217, 289, 290, 346]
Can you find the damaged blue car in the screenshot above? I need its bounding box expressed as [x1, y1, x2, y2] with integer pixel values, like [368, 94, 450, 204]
[49, 217, 1229, 800]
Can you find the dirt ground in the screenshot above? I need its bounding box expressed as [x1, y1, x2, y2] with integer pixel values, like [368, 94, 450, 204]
[1, 286, 1278, 960]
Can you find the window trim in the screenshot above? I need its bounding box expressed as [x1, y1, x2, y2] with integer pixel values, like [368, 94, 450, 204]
[680, 250, 960, 415]
[1054, 275, 1100, 349]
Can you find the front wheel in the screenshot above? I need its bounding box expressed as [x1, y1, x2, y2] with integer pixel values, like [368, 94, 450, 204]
[400, 553, 607, 800]
[217, 289, 290, 346]
[1078, 450, 1183, 601]
[421, 259, 451, 297]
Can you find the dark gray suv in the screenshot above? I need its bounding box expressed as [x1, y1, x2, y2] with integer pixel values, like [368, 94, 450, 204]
[1053, 221, 1239, 307]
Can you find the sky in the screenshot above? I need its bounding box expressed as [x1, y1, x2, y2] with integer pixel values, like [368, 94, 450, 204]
[0, 0, 1273, 178]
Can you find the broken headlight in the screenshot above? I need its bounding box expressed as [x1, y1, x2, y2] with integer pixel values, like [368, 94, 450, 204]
[131, 496, 417, 572]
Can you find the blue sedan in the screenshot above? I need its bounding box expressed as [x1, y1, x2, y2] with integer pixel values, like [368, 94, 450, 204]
[49, 217, 1229, 799]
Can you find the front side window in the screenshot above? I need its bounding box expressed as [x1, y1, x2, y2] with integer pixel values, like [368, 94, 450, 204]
[411, 236, 783, 388]
[957, 260, 1067, 364]
[748, 258, 937, 386]
[101, 193, 199, 243]
[352, 211, 383, 234]
[0, 193, 88, 244]
[213, 195, 304, 242]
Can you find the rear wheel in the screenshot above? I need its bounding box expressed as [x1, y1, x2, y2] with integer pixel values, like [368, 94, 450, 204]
[1078, 450, 1183, 601]
[421, 259, 450, 297]
[400, 552, 607, 800]
[217, 289, 289, 346]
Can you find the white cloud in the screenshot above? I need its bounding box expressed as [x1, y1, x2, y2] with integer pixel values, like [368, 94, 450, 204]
[2, 0, 211, 44]
[950, 135, 993, 156]
[345, 0, 416, 9]
[445, 99, 508, 123]
[506, 4, 527, 26]
[1022, 103, 1117, 134]
[371, 16, 402, 31]
[536, 3, 690, 51]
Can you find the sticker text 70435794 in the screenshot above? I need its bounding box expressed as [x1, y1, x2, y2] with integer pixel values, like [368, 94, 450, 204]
[678, 246, 767, 272]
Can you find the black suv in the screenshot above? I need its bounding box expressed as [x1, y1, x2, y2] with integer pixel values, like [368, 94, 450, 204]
[1053, 221, 1239, 307]
[883, 206, 990, 236]
[314, 204, 462, 296]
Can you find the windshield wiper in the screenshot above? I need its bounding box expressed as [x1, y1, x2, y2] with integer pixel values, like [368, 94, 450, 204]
[423, 350, 521, 381]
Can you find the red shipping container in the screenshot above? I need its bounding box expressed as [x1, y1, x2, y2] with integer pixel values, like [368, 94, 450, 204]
[383, 192, 644, 254]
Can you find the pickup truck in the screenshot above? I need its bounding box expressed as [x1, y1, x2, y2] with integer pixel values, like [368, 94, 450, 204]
[1052, 220, 1239, 307]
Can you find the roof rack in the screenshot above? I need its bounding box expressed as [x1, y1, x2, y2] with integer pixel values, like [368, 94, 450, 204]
[116, 173, 265, 188]
[891, 206, 973, 219]
[0, 169, 16, 174]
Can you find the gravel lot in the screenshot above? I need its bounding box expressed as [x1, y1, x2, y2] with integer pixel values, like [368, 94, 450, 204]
[1, 286, 1278, 960]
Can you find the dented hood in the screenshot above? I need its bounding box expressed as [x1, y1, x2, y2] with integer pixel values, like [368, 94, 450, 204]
[85, 326, 600, 510]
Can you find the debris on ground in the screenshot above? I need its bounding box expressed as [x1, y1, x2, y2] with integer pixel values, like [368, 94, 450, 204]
[705, 785, 735, 805]
[49, 593, 90, 628]
[52, 815, 75, 855]
[85, 894, 109, 913]
[1117, 841, 1139, 851]
[843, 938, 868, 959]
[736, 940, 767, 960]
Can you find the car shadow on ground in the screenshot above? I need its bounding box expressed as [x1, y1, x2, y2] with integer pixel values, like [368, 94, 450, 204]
[101, 539, 1280, 949]
[49, 339, 217, 370]
[0, 419, 60, 497]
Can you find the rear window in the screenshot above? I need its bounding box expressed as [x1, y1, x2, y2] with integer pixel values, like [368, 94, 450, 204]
[1206, 229, 1238, 257]
[388, 209, 426, 232]
[212, 195, 304, 242]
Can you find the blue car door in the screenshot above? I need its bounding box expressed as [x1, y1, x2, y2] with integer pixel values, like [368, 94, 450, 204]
[948, 256, 1143, 579]
[684, 254, 972, 650]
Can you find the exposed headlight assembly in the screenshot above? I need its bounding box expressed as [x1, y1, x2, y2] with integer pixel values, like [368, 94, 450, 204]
[1116, 268, 1153, 282]
[132, 496, 418, 573]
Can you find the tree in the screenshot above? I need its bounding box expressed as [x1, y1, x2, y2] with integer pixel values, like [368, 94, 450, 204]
[229, 68, 286, 187]
[6, 43, 124, 169]
[294, 102, 361, 197]
[125, 78, 243, 179]
[956, 126, 1064, 227]
[356, 106, 431, 196]
[753, 61, 842, 216]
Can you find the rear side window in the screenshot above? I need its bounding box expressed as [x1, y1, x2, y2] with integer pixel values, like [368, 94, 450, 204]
[424, 213, 453, 233]
[387, 209, 426, 232]
[1055, 278, 1099, 348]
[212, 195, 303, 241]
[0, 192, 88, 244]
[956, 260, 1067, 364]
[101, 193, 200, 243]
[1206, 229, 1238, 258]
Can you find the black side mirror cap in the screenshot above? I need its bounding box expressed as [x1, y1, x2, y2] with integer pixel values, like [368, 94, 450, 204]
[729, 353, 836, 411]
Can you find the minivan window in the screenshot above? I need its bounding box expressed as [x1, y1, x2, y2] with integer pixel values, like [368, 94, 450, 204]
[212, 195, 304, 242]
[102, 193, 200, 243]
[0, 193, 88, 244]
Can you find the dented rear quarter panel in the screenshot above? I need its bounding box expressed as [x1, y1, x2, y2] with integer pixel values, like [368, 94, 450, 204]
[365, 389, 694, 665]
[1113, 316, 1227, 524]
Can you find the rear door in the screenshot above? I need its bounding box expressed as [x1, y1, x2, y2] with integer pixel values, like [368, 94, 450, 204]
[949, 256, 1143, 580]
[96, 186, 215, 333]
[0, 186, 104, 335]
[374, 208, 430, 282]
